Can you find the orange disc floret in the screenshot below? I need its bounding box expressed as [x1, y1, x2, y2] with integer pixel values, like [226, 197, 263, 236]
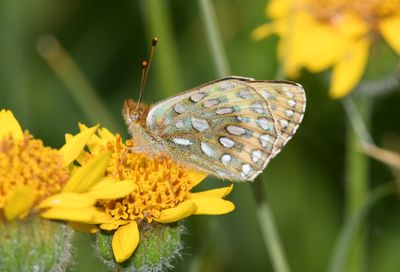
[0, 132, 69, 210]
[299, 0, 400, 23]
[99, 135, 194, 223]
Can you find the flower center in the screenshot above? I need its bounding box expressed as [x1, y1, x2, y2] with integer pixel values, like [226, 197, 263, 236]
[100, 135, 194, 223]
[0, 133, 69, 212]
[300, 0, 400, 23]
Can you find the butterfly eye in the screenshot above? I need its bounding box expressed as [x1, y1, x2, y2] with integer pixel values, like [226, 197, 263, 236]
[130, 112, 140, 123]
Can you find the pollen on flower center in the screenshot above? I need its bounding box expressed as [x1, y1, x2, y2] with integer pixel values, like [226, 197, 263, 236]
[302, 0, 400, 22]
[0, 132, 69, 212]
[99, 135, 194, 223]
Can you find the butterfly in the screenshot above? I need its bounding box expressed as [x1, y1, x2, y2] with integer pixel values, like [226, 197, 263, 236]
[122, 76, 306, 182]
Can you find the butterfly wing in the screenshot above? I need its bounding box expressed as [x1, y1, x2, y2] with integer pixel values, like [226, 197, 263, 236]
[146, 77, 305, 181]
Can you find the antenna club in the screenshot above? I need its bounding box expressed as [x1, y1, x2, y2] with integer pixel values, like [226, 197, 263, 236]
[152, 37, 158, 46]
[142, 60, 148, 68]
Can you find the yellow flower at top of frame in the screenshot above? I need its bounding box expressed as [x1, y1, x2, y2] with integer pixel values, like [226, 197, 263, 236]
[252, 0, 400, 98]
[39, 124, 235, 263]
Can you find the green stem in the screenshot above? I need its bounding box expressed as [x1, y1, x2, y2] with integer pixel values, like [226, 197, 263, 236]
[327, 184, 396, 272]
[197, 0, 231, 77]
[252, 180, 291, 272]
[0, 1, 30, 124]
[197, 1, 290, 271]
[36, 35, 119, 132]
[140, 0, 184, 96]
[344, 95, 371, 272]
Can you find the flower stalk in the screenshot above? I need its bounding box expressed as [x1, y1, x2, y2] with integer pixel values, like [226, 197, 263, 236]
[36, 34, 119, 132]
[252, 180, 291, 272]
[197, 0, 291, 271]
[344, 95, 371, 271]
[328, 184, 396, 272]
[140, 0, 184, 97]
[198, 0, 231, 77]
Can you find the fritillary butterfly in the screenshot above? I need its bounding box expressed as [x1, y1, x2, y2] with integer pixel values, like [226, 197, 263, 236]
[123, 76, 305, 181]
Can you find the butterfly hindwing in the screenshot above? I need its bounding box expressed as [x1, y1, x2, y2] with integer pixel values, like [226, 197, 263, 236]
[146, 77, 305, 181]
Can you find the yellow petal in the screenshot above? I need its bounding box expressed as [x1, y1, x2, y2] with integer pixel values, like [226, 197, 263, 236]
[0, 110, 23, 141]
[330, 38, 370, 99]
[62, 151, 112, 193]
[156, 200, 196, 223]
[78, 123, 89, 131]
[252, 20, 287, 41]
[286, 12, 346, 75]
[112, 221, 140, 263]
[101, 220, 130, 231]
[65, 133, 73, 142]
[187, 171, 208, 189]
[4, 186, 35, 220]
[78, 123, 116, 155]
[97, 127, 116, 141]
[41, 207, 112, 224]
[191, 197, 235, 215]
[84, 177, 135, 200]
[266, 0, 289, 18]
[60, 125, 99, 167]
[69, 222, 99, 233]
[77, 123, 104, 155]
[191, 184, 233, 199]
[379, 14, 400, 54]
[337, 13, 368, 37]
[38, 192, 96, 209]
[75, 152, 91, 167]
[252, 23, 276, 41]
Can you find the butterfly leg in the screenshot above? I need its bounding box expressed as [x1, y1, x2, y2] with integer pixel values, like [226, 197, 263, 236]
[126, 146, 146, 153]
[165, 160, 177, 202]
[168, 177, 177, 202]
[112, 146, 145, 179]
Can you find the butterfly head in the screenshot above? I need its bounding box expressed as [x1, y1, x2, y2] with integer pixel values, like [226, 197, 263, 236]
[122, 99, 149, 128]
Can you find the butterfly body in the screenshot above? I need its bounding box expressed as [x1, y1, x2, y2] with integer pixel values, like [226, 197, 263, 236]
[123, 76, 306, 182]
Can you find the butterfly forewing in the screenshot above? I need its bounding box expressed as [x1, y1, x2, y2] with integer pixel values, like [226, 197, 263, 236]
[146, 77, 305, 181]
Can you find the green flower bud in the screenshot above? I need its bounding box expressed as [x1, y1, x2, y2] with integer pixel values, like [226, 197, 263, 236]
[94, 222, 183, 272]
[0, 216, 74, 271]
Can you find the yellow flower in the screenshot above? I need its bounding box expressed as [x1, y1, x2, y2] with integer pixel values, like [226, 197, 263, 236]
[252, 0, 400, 98]
[0, 110, 96, 221]
[39, 125, 235, 263]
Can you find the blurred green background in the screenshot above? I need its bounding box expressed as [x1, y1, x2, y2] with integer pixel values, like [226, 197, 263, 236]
[1, 0, 400, 271]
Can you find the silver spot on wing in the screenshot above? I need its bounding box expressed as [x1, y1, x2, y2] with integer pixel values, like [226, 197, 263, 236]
[226, 125, 246, 135]
[260, 134, 272, 148]
[191, 117, 210, 132]
[288, 99, 296, 107]
[201, 142, 214, 157]
[257, 118, 272, 131]
[203, 99, 220, 108]
[219, 137, 235, 148]
[221, 154, 232, 164]
[250, 102, 265, 114]
[190, 92, 207, 102]
[252, 150, 263, 163]
[237, 89, 253, 99]
[172, 138, 192, 146]
[216, 107, 234, 115]
[174, 104, 186, 114]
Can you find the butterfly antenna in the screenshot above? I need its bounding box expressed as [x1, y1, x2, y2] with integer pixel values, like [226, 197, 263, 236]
[136, 37, 158, 111]
[136, 60, 148, 109]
